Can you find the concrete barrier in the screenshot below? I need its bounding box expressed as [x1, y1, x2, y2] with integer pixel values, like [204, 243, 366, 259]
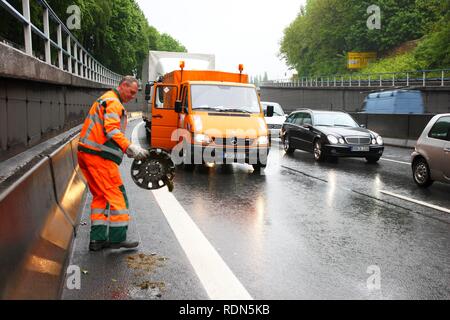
[0, 135, 87, 299]
[49, 142, 86, 227]
[350, 113, 434, 147]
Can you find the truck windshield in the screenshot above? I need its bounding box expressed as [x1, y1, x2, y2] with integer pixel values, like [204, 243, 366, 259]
[191, 84, 261, 113]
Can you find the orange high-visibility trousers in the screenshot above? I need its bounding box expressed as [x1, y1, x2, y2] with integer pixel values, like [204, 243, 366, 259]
[78, 151, 130, 243]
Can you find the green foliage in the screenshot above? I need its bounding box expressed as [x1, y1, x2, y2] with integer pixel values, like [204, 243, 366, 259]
[157, 33, 187, 53]
[0, 0, 187, 77]
[358, 51, 423, 74]
[280, 0, 449, 76]
[414, 1, 450, 69]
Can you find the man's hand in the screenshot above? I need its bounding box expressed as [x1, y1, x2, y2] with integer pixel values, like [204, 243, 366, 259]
[126, 144, 150, 160]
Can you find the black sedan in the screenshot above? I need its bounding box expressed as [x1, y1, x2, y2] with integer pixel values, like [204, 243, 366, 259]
[280, 109, 384, 162]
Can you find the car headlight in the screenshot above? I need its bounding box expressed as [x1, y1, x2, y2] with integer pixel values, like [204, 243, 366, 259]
[376, 136, 383, 145]
[194, 133, 212, 144]
[372, 139, 376, 145]
[327, 135, 339, 145]
[257, 136, 269, 145]
[339, 137, 345, 144]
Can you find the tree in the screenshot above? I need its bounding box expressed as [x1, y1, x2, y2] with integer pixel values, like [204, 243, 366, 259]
[0, 0, 187, 77]
[279, 0, 447, 76]
[157, 33, 187, 52]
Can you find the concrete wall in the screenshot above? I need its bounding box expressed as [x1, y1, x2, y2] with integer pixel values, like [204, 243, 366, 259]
[0, 43, 143, 161]
[260, 86, 450, 114]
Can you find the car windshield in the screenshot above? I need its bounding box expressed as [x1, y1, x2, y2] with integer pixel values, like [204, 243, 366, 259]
[191, 84, 261, 113]
[262, 103, 285, 116]
[314, 113, 359, 127]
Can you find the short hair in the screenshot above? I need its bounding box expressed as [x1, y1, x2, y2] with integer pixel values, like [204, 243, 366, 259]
[119, 76, 139, 86]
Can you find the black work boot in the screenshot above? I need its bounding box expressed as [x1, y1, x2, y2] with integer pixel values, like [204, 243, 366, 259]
[109, 241, 139, 249]
[89, 240, 109, 251]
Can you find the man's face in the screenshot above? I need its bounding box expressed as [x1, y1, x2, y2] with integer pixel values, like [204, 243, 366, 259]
[118, 82, 138, 103]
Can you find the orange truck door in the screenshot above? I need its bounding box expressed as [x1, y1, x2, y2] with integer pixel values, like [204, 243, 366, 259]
[151, 84, 180, 150]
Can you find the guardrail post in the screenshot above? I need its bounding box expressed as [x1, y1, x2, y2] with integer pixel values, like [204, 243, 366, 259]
[22, 0, 32, 56]
[358, 76, 361, 87]
[368, 76, 371, 87]
[441, 71, 444, 87]
[80, 48, 84, 78]
[341, 76, 343, 87]
[66, 36, 72, 73]
[349, 76, 352, 87]
[57, 25, 63, 69]
[406, 72, 409, 87]
[43, 8, 51, 64]
[327, 77, 330, 87]
[423, 72, 426, 87]
[392, 74, 395, 87]
[379, 75, 382, 87]
[73, 43, 78, 75]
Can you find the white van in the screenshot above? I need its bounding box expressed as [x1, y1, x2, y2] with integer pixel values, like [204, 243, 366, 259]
[261, 102, 287, 138]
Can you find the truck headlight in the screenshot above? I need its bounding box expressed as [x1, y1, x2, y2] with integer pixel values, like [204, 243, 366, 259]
[257, 136, 269, 145]
[376, 136, 383, 145]
[194, 134, 212, 144]
[327, 135, 339, 145]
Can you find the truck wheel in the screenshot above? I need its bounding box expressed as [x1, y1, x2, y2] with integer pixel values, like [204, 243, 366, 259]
[182, 141, 195, 171]
[252, 162, 267, 172]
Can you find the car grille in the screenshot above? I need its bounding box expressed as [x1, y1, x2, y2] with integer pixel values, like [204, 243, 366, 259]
[345, 136, 371, 145]
[213, 137, 255, 147]
[268, 124, 282, 129]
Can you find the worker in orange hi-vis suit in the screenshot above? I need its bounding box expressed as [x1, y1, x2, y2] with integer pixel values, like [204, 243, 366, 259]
[77, 76, 149, 251]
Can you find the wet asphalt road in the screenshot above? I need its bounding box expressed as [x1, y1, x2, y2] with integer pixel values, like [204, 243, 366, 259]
[64, 120, 450, 300]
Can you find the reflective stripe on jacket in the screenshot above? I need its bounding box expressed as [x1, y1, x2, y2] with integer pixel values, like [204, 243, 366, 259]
[78, 90, 131, 165]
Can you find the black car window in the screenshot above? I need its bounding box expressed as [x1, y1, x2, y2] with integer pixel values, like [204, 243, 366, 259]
[303, 113, 312, 125]
[428, 116, 450, 141]
[286, 114, 296, 124]
[294, 113, 304, 126]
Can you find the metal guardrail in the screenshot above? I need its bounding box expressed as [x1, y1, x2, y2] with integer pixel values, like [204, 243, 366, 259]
[0, 0, 121, 86]
[262, 69, 450, 89]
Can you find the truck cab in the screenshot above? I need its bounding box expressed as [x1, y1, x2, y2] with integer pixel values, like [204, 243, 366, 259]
[143, 54, 272, 170]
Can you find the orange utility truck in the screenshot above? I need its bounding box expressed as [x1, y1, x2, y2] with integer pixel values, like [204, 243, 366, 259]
[142, 51, 273, 171]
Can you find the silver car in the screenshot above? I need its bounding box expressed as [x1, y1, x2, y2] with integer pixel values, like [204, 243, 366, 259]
[411, 114, 450, 187]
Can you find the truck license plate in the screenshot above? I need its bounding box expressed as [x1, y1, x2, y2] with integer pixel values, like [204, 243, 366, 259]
[351, 146, 370, 152]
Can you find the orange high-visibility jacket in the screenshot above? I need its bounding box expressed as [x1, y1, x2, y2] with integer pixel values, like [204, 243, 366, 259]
[78, 90, 131, 165]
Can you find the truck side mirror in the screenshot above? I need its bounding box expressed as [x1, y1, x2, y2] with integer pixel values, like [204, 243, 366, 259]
[144, 82, 154, 101]
[266, 105, 274, 117]
[175, 100, 182, 113]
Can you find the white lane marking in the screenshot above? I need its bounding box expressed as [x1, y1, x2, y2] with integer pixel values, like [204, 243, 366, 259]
[380, 190, 450, 214]
[151, 188, 253, 300]
[380, 158, 410, 165]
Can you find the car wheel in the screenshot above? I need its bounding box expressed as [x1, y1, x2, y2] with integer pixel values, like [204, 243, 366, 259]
[412, 158, 433, 188]
[313, 140, 326, 162]
[283, 135, 295, 154]
[366, 156, 381, 164]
